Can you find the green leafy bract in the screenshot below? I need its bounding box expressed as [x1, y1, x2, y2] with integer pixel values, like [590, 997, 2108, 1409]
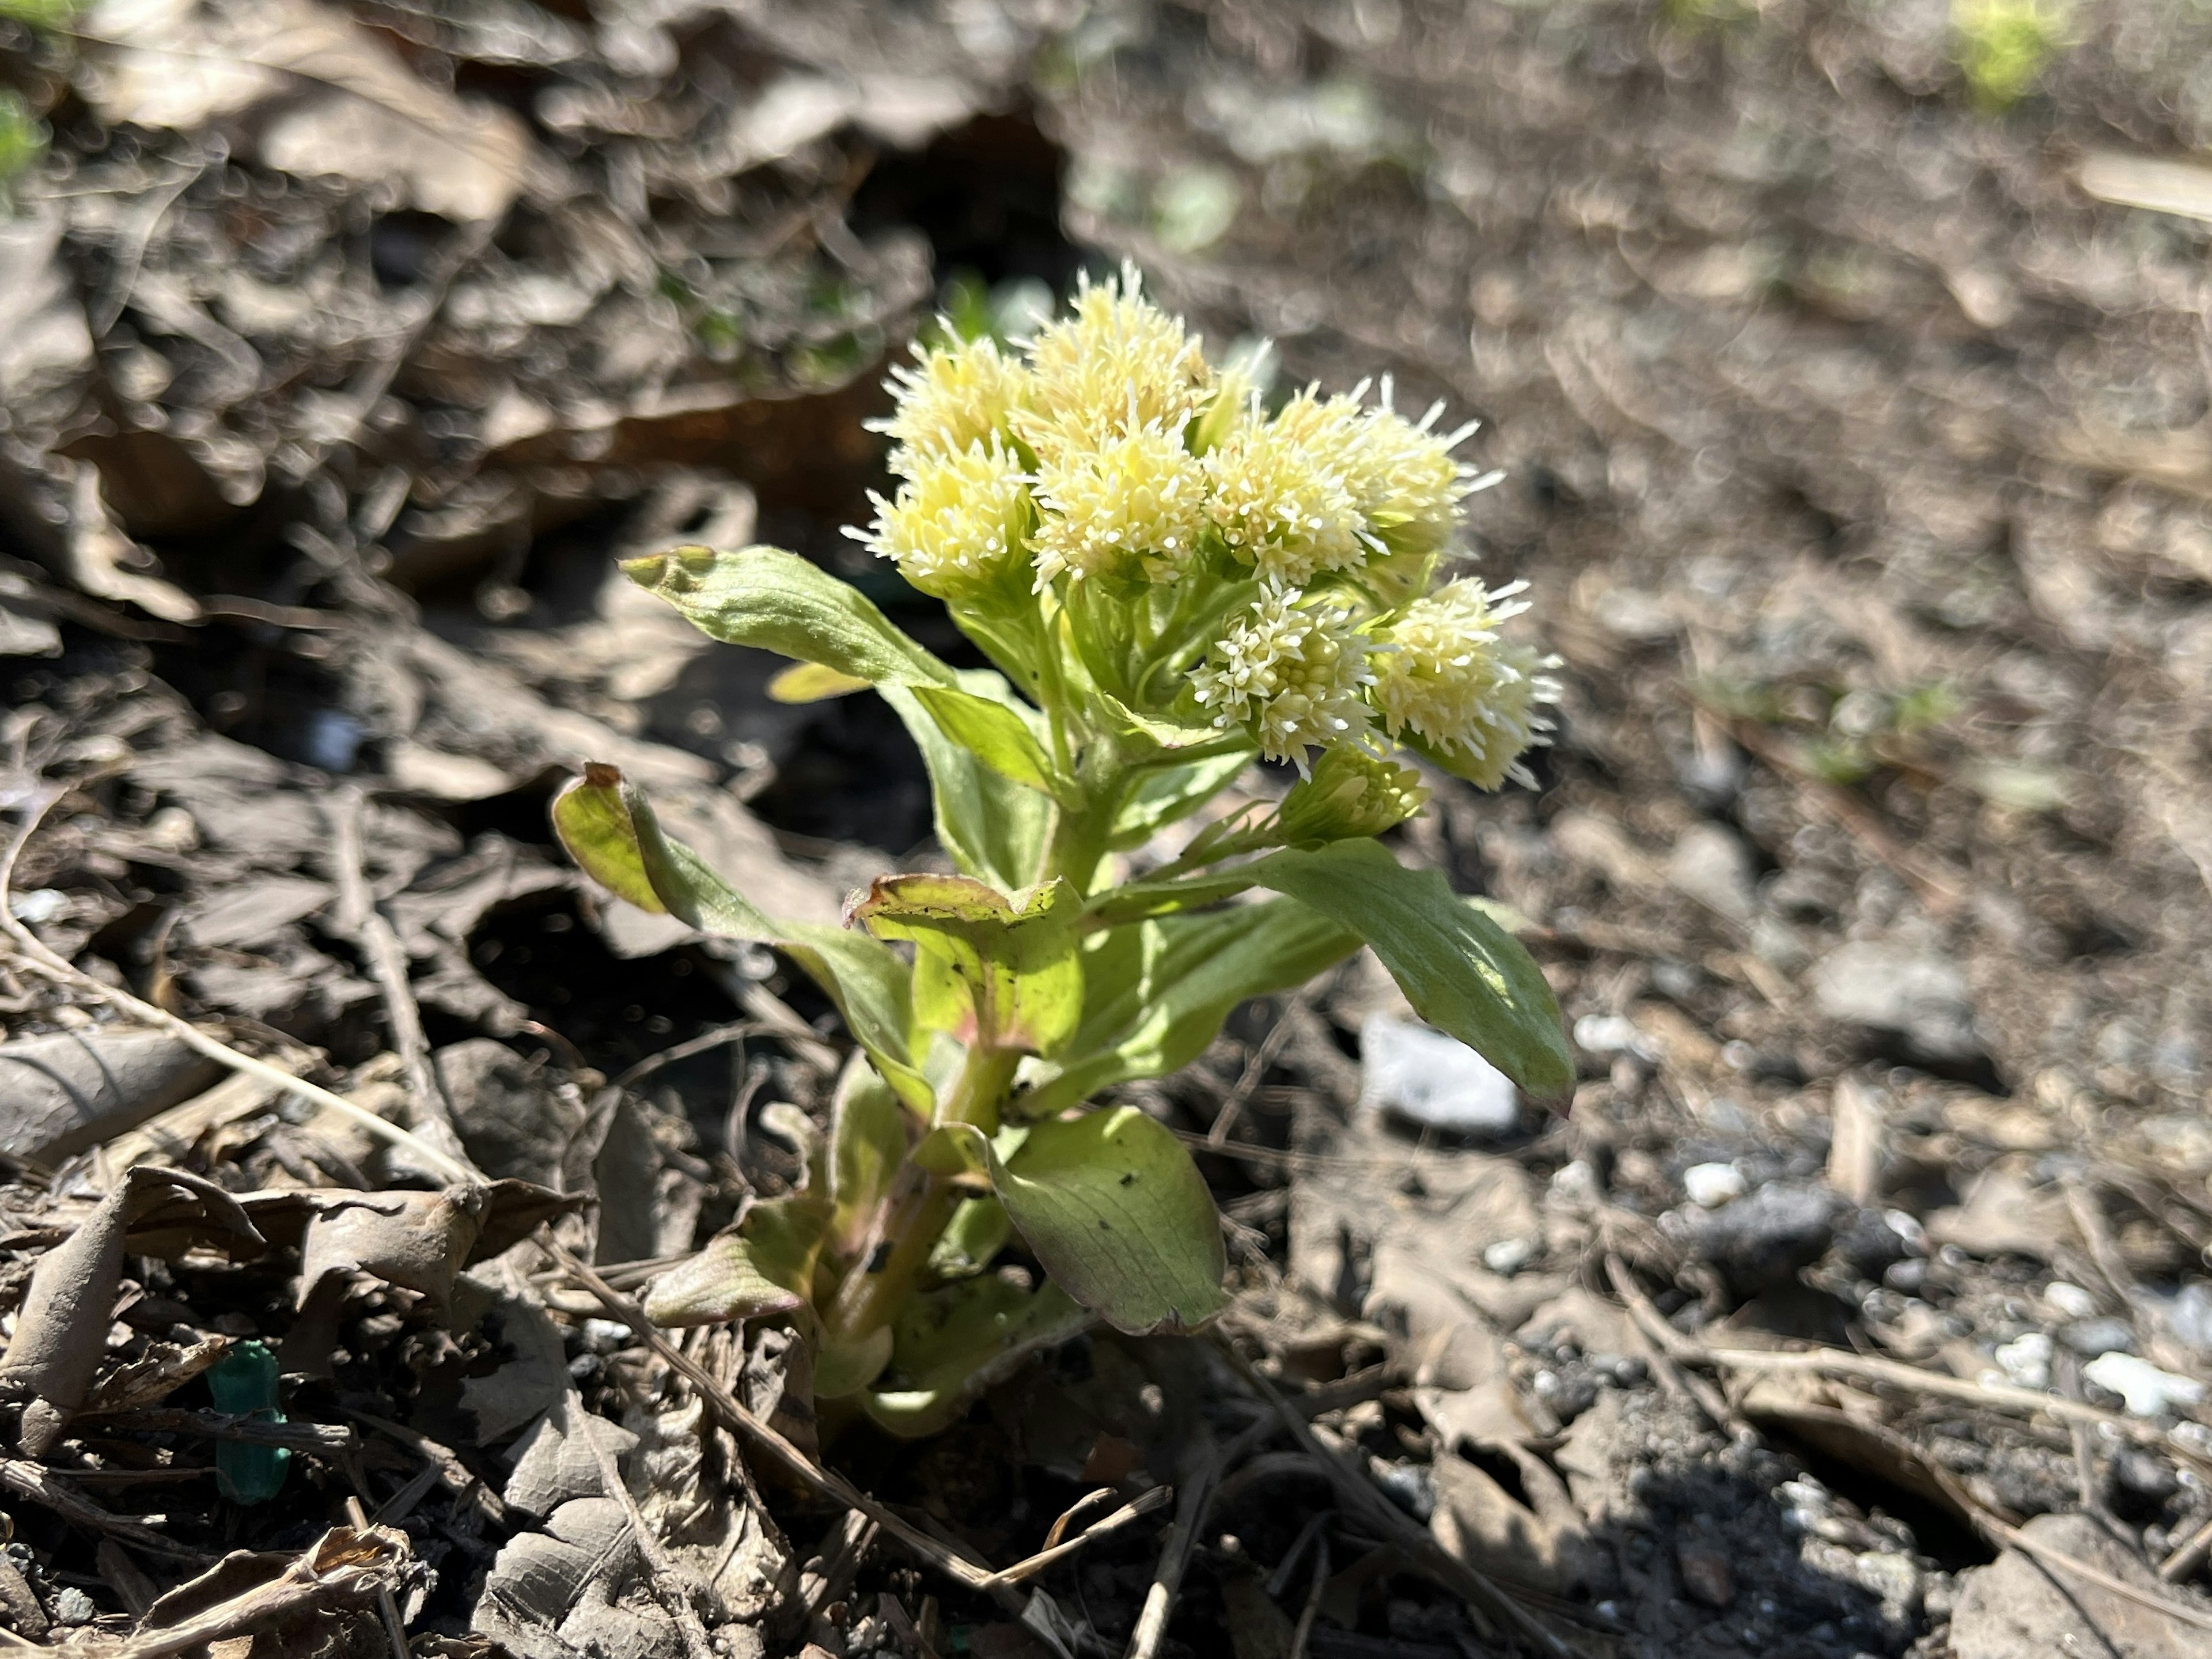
[865, 1274, 1090, 1438]
[642, 1196, 824, 1326]
[829, 1058, 910, 1264]
[909, 682, 1061, 797]
[551, 766, 931, 1112]
[624, 544, 953, 688]
[1017, 900, 1360, 1119]
[880, 677, 1054, 896]
[1249, 839, 1573, 1101]
[849, 874, 1082, 1058]
[921, 1108, 1226, 1336]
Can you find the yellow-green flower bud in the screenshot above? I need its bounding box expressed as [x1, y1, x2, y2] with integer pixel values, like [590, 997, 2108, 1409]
[1191, 586, 1374, 771]
[1203, 408, 1366, 585]
[1369, 578, 1557, 790]
[1031, 426, 1209, 587]
[857, 438, 1032, 600]
[1274, 747, 1429, 844]
[877, 333, 1031, 469]
[1272, 382, 1477, 560]
[1013, 266, 1212, 457]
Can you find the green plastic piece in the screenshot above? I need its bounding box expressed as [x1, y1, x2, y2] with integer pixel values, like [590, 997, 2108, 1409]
[206, 1341, 290, 1505]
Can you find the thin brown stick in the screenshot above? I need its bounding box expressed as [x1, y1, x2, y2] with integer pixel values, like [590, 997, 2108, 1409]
[988, 1485, 1175, 1589]
[343, 1497, 412, 1659]
[1123, 1441, 1221, 1659]
[2161, 1512, 2212, 1584]
[1603, 1255, 1746, 1434]
[0, 1459, 204, 1562]
[327, 787, 470, 1169]
[1288, 1534, 1330, 1659]
[79, 1406, 358, 1457]
[1695, 1344, 2188, 1453]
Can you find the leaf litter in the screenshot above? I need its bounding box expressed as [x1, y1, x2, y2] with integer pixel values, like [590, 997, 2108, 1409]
[2, 1, 2212, 1657]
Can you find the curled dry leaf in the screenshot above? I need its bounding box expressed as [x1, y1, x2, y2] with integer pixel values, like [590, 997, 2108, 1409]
[0, 1165, 260, 1456]
[80, 1524, 418, 1659]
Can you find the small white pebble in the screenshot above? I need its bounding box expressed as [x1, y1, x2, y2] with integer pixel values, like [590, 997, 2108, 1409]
[1993, 1331, 2053, 1390]
[1574, 1014, 1650, 1056]
[1684, 1162, 1748, 1208]
[1483, 1238, 1536, 1276]
[2043, 1281, 2098, 1321]
[2084, 1352, 2207, 1417]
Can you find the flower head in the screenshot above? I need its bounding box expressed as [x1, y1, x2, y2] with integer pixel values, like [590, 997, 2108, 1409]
[1273, 383, 1477, 559]
[1014, 266, 1212, 458]
[1031, 426, 1209, 587]
[1202, 406, 1366, 585]
[857, 438, 1032, 600]
[1274, 746, 1429, 844]
[1369, 578, 1558, 789]
[1191, 586, 1374, 770]
[875, 334, 1031, 469]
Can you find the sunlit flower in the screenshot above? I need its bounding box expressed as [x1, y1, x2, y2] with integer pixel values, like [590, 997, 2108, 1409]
[1191, 586, 1374, 770]
[1369, 578, 1558, 789]
[1014, 266, 1212, 457]
[1274, 747, 1429, 844]
[855, 439, 1031, 599]
[1031, 426, 1209, 586]
[875, 333, 1031, 468]
[1202, 405, 1366, 585]
[1272, 382, 1478, 559]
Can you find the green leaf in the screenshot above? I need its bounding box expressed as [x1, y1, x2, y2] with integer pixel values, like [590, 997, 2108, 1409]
[850, 874, 1083, 1058]
[881, 677, 1054, 895]
[624, 544, 955, 688]
[909, 683, 1060, 796]
[643, 1196, 826, 1326]
[928, 1195, 1012, 1279]
[828, 1058, 910, 1264]
[931, 1108, 1226, 1336]
[768, 661, 873, 703]
[1249, 839, 1573, 1101]
[552, 766, 932, 1112]
[1111, 751, 1253, 848]
[865, 1274, 1090, 1438]
[1017, 900, 1359, 1119]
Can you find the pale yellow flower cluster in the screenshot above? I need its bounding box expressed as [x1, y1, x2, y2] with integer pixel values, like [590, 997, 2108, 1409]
[857, 267, 1555, 784]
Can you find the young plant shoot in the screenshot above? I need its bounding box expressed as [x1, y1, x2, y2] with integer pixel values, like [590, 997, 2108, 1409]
[554, 269, 1573, 1435]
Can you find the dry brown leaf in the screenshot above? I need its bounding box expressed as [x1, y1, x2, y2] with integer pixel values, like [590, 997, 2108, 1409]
[0, 1165, 260, 1455]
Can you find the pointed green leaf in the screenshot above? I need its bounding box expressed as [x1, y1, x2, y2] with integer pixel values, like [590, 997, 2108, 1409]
[928, 1195, 1013, 1279]
[881, 677, 1054, 895]
[624, 544, 955, 687]
[829, 1058, 910, 1263]
[910, 683, 1060, 797]
[642, 1195, 826, 1326]
[1249, 839, 1573, 1101]
[815, 1324, 895, 1398]
[865, 1274, 1090, 1438]
[552, 767, 931, 1112]
[1017, 900, 1359, 1119]
[768, 661, 873, 703]
[850, 874, 1082, 1058]
[934, 1108, 1226, 1336]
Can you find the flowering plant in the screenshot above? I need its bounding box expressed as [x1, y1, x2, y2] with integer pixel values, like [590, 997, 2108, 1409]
[554, 271, 1571, 1434]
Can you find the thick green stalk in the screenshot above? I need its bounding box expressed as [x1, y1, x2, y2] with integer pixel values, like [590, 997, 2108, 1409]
[821, 1044, 1018, 1349]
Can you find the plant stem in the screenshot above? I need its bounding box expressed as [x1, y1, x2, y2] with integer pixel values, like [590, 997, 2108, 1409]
[821, 1044, 1018, 1349]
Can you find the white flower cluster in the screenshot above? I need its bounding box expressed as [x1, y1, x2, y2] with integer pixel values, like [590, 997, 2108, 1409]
[857, 267, 1555, 782]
